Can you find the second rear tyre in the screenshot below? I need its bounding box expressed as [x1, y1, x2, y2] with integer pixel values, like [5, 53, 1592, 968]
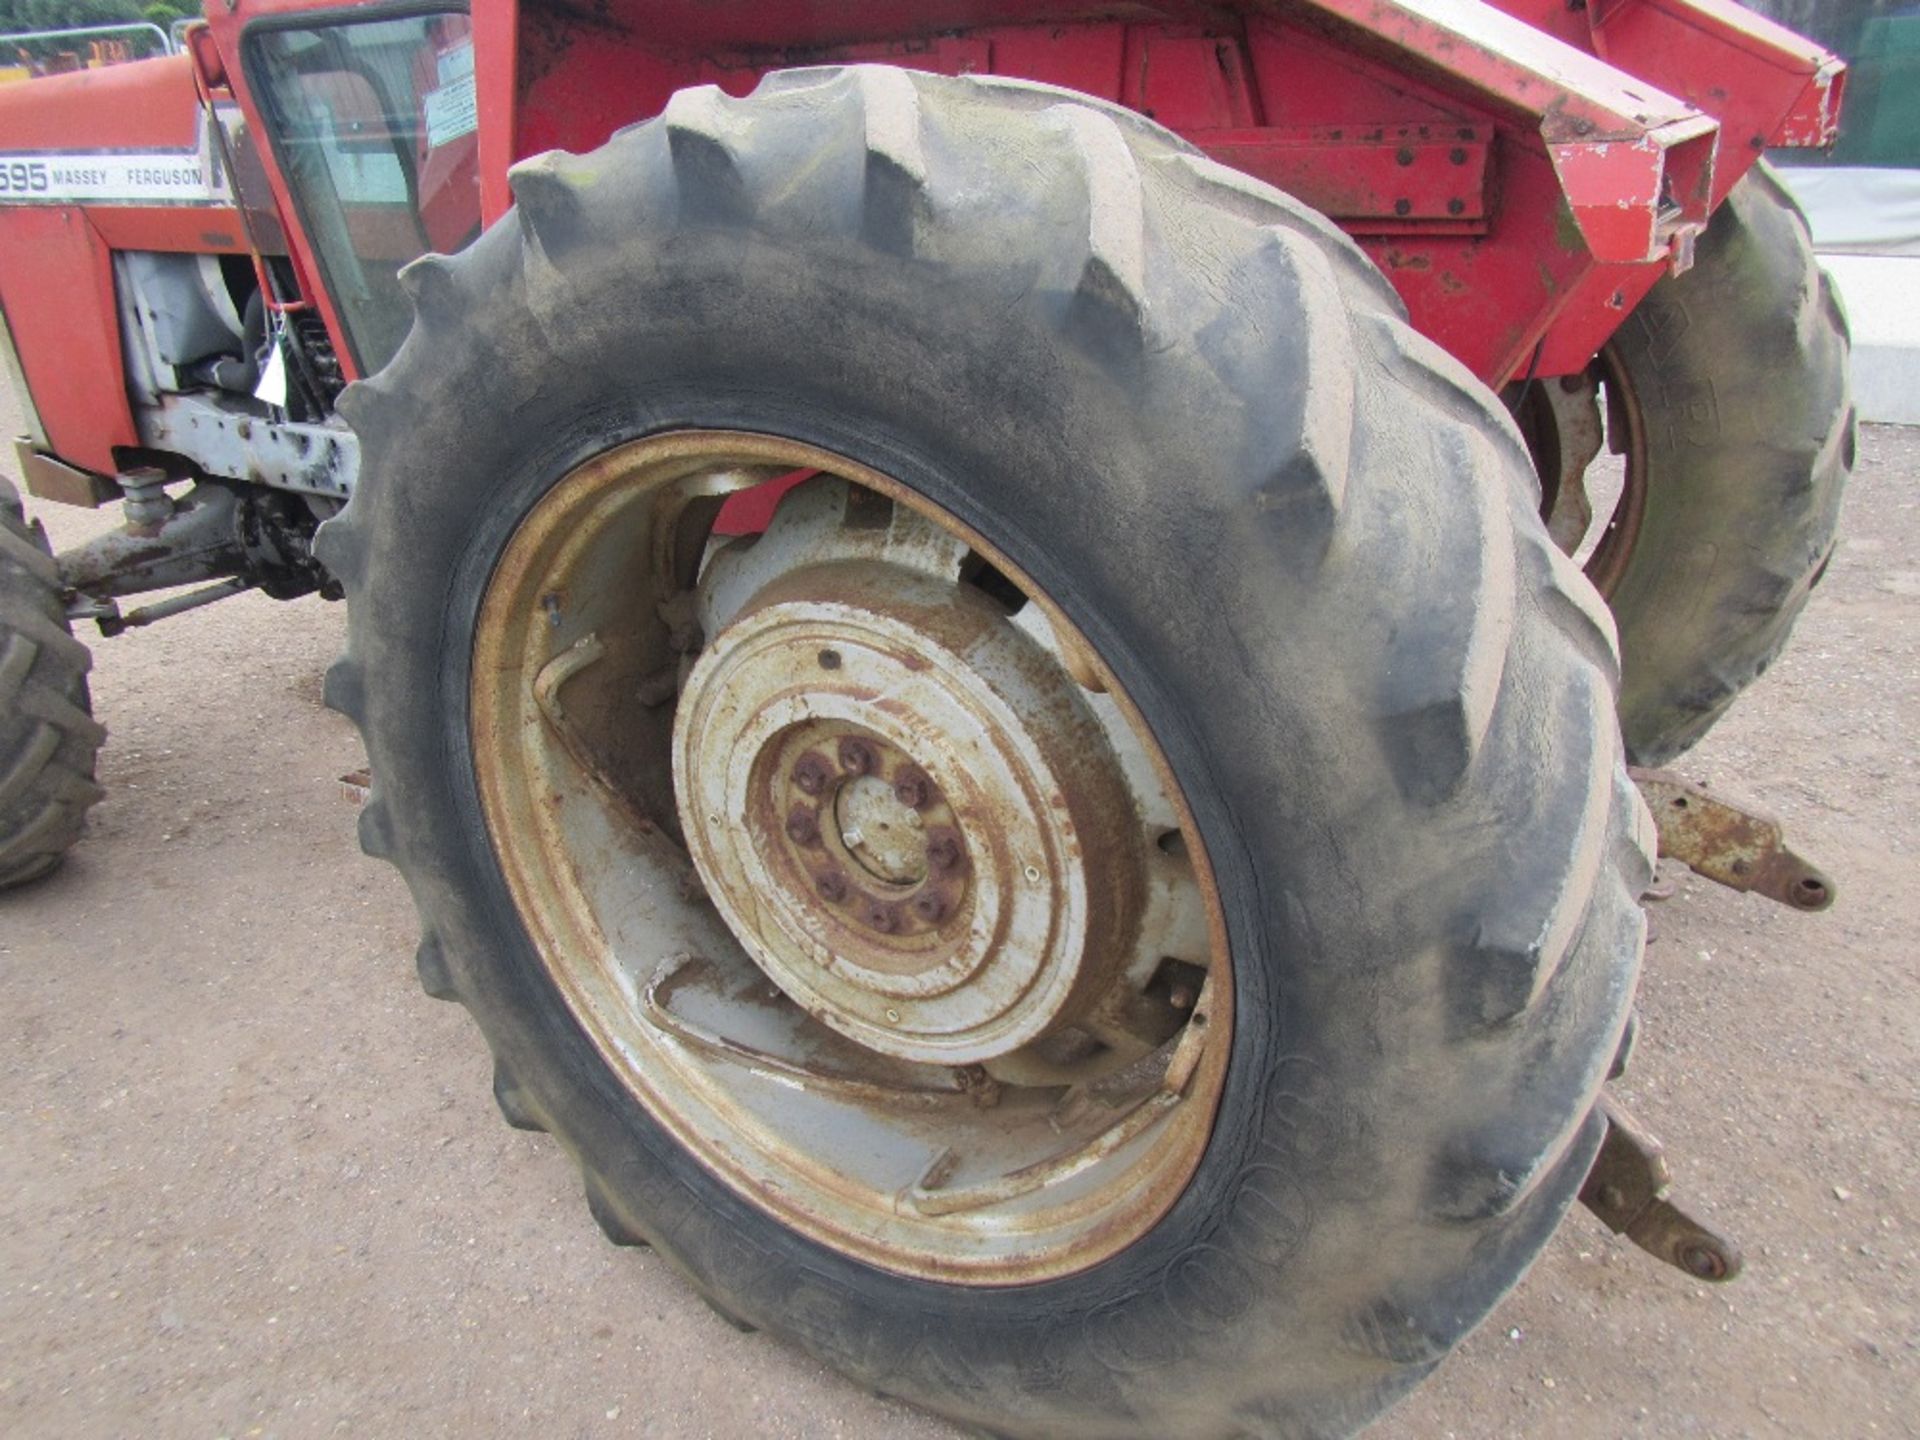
[322, 67, 1651, 1438]
[1582, 164, 1852, 765]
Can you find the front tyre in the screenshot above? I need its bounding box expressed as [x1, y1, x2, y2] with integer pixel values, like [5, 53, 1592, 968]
[0, 478, 104, 888]
[322, 68, 1652, 1438]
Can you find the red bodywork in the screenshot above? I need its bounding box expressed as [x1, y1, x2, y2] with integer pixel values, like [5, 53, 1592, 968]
[0, 0, 1842, 485]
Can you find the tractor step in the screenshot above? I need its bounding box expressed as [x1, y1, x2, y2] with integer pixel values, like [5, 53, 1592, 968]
[1630, 767, 1835, 912]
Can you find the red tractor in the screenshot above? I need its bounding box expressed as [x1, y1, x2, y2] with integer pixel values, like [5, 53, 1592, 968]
[0, 3, 1851, 1435]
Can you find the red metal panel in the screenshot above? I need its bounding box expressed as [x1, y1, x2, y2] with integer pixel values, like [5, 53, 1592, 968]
[83, 206, 249, 254]
[1128, 32, 1260, 130]
[1580, 0, 1842, 181]
[789, 37, 993, 80]
[518, 1, 1228, 53]
[974, 22, 1126, 100]
[194, 0, 1843, 396]
[0, 208, 137, 474]
[0, 52, 202, 151]
[1361, 145, 1595, 386]
[513, 14, 697, 166]
[1196, 124, 1492, 231]
[475, 0, 520, 227]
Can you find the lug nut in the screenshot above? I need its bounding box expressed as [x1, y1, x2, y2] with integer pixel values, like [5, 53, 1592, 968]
[837, 737, 876, 775]
[912, 891, 948, 924]
[926, 831, 964, 875]
[785, 808, 820, 846]
[816, 870, 848, 903]
[793, 753, 831, 796]
[893, 766, 934, 811]
[863, 901, 899, 933]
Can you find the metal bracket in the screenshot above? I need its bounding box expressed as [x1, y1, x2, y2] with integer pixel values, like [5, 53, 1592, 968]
[13, 440, 121, 508]
[1630, 766, 1835, 912]
[137, 393, 359, 501]
[1580, 1096, 1742, 1282]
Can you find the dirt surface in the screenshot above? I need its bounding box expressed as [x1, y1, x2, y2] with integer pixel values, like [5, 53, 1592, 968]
[2, 395, 1915, 1438]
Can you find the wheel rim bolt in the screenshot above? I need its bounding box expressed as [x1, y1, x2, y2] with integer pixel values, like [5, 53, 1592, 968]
[816, 870, 848, 903]
[785, 808, 820, 846]
[893, 767, 934, 810]
[912, 892, 947, 924]
[793, 753, 832, 796]
[863, 901, 899, 933]
[837, 737, 876, 775]
[926, 832, 963, 874]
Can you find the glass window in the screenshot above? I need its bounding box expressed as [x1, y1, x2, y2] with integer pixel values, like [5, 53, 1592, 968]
[249, 12, 480, 373]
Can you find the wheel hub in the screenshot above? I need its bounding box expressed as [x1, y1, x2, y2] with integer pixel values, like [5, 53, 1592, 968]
[674, 546, 1144, 1067]
[772, 722, 958, 920]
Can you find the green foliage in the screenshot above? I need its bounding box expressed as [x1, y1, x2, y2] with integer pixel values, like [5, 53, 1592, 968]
[0, 0, 183, 58]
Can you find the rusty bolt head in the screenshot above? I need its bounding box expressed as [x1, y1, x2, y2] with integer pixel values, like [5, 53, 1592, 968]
[793, 753, 831, 796]
[785, 807, 820, 846]
[862, 901, 899, 934]
[837, 737, 876, 775]
[925, 831, 964, 875]
[912, 891, 948, 924]
[893, 766, 934, 811]
[1168, 982, 1197, 1011]
[815, 870, 848, 903]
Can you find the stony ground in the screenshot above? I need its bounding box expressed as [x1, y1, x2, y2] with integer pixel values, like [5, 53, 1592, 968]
[2, 407, 1914, 1439]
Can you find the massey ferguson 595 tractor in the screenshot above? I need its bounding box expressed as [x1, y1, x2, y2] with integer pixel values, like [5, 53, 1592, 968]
[0, 2, 1852, 1434]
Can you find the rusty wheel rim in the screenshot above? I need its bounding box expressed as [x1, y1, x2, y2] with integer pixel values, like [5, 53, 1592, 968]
[470, 432, 1231, 1283]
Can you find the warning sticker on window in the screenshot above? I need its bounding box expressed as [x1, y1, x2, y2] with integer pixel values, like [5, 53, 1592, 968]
[424, 42, 478, 150]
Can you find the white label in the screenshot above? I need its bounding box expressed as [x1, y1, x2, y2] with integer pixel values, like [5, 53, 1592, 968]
[423, 70, 478, 150]
[0, 150, 226, 204]
[254, 338, 288, 409]
[0, 105, 234, 207]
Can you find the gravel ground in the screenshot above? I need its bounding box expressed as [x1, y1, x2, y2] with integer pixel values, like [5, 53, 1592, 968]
[2, 395, 1914, 1439]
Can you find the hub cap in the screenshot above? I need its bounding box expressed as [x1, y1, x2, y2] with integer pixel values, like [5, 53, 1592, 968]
[675, 510, 1143, 1066]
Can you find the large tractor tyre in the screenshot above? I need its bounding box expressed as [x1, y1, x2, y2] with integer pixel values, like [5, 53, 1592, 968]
[1586, 162, 1851, 765]
[321, 68, 1652, 1438]
[0, 477, 104, 888]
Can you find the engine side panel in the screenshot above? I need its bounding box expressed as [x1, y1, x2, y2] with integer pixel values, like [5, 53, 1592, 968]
[0, 208, 134, 474]
[0, 54, 250, 475]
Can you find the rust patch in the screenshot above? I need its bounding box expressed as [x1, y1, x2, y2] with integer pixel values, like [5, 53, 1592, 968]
[1631, 767, 1835, 912]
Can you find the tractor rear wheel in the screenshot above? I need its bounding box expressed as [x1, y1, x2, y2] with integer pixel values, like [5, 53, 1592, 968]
[321, 68, 1651, 1438]
[0, 477, 104, 888]
[1527, 163, 1853, 765]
